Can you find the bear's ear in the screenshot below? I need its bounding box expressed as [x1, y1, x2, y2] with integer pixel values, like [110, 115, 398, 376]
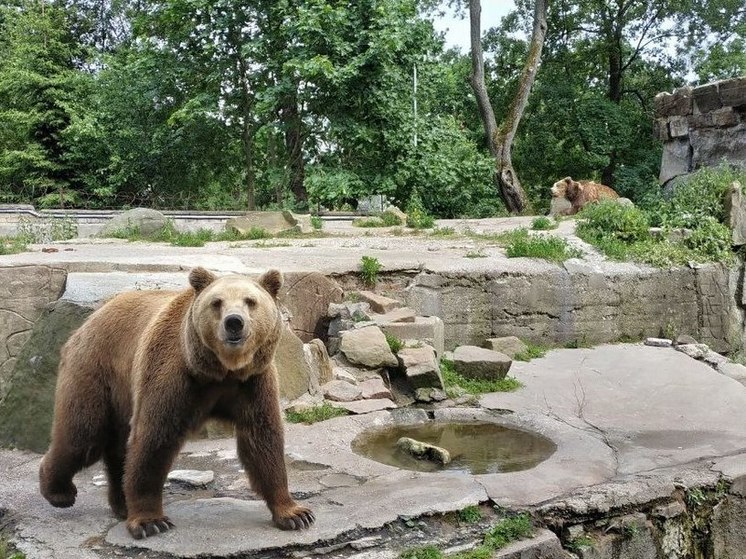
[564, 177, 572, 184]
[259, 269, 283, 299]
[189, 267, 217, 293]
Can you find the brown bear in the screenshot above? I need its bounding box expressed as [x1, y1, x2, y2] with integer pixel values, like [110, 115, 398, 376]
[39, 267, 314, 539]
[551, 176, 620, 215]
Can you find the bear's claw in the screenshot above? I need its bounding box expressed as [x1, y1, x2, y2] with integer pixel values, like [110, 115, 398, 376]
[274, 506, 315, 530]
[127, 517, 175, 539]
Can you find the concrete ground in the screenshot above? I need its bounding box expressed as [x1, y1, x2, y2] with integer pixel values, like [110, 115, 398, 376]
[2, 344, 745, 558]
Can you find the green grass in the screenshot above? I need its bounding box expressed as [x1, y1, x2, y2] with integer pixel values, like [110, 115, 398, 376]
[285, 402, 348, 424]
[513, 343, 547, 362]
[310, 216, 323, 229]
[430, 226, 457, 237]
[399, 514, 533, 559]
[530, 216, 557, 230]
[0, 237, 28, 255]
[103, 220, 276, 246]
[353, 211, 402, 228]
[360, 255, 382, 286]
[441, 360, 522, 395]
[457, 505, 483, 524]
[503, 229, 582, 262]
[0, 538, 25, 559]
[385, 332, 403, 354]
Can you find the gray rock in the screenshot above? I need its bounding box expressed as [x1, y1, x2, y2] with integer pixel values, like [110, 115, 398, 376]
[333, 368, 358, 385]
[723, 181, 746, 246]
[704, 350, 729, 368]
[359, 377, 392, 400]
[718, 362, 746, 385]
[482, 336, 528, 359]
[396, 437, 451, 465]
[676, 334, 699, 345]
[713, 496, 746, 559]
[225, 210, 299, 236]
[675, 343, 708, 360]
[379, 316, 445, 357]
[370, 307, 416, 324]
[167, 469, 214, 487]
[493, 529, 566, 559]
[330, 398, 396, 414]
[644, 337, 673, 347]
[398, 346, 443, 389]
[285, 393, 323, 414]
[356, 291, 402, 314]
[414, 387, 447, 402]
[340, 326, 398, 369]
[99, 208, 167, 237]
[280, 272, 343, 342]
[452, 345, 512, 381]
[549, 197, 572, 217]
[617, 197, 634, 208]
[322, 380, 363, 402]
[659, 138, 691, 184]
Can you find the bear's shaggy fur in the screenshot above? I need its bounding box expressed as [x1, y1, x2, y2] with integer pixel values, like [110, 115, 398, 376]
[551, 176, 619, 215]
[39, 267, 314, 539]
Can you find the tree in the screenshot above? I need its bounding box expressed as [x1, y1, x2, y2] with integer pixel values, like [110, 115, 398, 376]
[469, 0, 547, 213]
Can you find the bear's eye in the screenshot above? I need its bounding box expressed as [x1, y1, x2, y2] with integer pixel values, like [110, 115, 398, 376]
[211, 298, 223, 310]
[244, 297, 256, 308]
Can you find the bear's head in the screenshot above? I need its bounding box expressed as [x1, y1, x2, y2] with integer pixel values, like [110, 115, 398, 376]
[551, 176, 582, 201]
[187, 267, 283, 373]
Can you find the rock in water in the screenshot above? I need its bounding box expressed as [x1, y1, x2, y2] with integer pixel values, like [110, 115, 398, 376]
[396, 437, 451, 465]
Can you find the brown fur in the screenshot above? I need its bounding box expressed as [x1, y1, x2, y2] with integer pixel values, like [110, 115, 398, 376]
[551, 176, 619, 215]
[39, 267, 314, 539]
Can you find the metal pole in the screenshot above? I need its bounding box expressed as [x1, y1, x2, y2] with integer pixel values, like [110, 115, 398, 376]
[413, 63, 418, 149]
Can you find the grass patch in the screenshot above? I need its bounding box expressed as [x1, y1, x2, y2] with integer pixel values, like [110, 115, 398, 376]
[513, 343, 547, 362]
[441, 360, 522, 395]
[503, 229, 582, 262]
[285, 402, 348, 424]
[0, 237, 28, 255]
[0, 538, 25, 559]
[457, 505, 483, 524]
[465, 248, 487, 258]
[360, 255, 382, 286]
[253, 241, 292, 248]
[311, 216, 323, 230]
[399, 514, 533, 559]
[103, 220, 275, 246]
[431, 226, 457, 237]
[531, 216, 557, 230]
[353, 211, 402, 228]
[385, 332, 403, 354]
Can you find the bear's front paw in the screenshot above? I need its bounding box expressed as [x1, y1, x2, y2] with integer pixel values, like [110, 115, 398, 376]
[273, 505, 315, 530]
[126, 516, 175, 539]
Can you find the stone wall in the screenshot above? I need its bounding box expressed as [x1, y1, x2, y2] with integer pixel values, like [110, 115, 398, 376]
[655, 77, 746, 186]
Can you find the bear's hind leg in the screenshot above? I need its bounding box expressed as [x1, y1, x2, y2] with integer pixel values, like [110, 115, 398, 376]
[40, 363, 109, 509]
[103, 425, 129, 519]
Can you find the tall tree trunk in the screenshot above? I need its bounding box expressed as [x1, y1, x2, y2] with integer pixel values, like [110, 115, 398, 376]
[282, 87, 306, 205]
[602, 17, 624, 186]
[470, 0, 547, 214]
[241, 119, 256, 211]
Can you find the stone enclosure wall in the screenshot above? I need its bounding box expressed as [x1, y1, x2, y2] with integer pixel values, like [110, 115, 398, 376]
[655, 76, 746, 186]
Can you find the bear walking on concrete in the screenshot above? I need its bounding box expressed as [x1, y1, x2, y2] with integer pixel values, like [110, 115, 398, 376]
[39, 267, 314, 539]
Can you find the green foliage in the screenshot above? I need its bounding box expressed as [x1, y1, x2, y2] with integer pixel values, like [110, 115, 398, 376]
[514, 343, 547, 362]
[682, 216, 733, 263]
[359, 256, 382, 286]
[531, 216, 557, 230]
[457, 505, 483, 524]
[406, 190, 435, 229]
[16, 216, 77, 243]
[483, 514, 533, 550]
[103, 221, 272, 246]
[0, 237, 28, 255]
[310, 216, 323, 230]
[577, 201, 651, 243]
[440, 360, 522, 395]
[285, 402, 347, 425]
[0, 537, 25, 559]
[353, 217, 386, 228]
[399, 546, 442, 559]
[385, 333, 403, 354]
[465, 248, 487, 258]
[503, 229, 582, 262]
[380, 211, 403, 227]
[430, 226, 457, 237]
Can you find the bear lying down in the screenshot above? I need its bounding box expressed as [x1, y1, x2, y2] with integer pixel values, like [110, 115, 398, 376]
[39, 267, 314, 539]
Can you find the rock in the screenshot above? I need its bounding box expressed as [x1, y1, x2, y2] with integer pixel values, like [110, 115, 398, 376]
[617, 197, 634, 208]
[167, 470, 214, 487]
[321, 380, 363, 402]
[704, 350, 729, 368]
[675, 343, 709, 360]
[482, 336, 528, 359]
[371, 307, 416, 324]
[280, 272, 343, 342]
[333, 367, 358, 385]
[385, 205, 407, 222]
[398, 346, 443, 389]
[549, 197, 572, 217]
[339, 326, 398, 368]
[356, 291, 402, 314]
[452, 346, 512, 381]
[676, 334, 699, 346]
[380, 316, 445, 357]
[330, 398, 396, 414]
[225, 210, 300, 236]
[284, 393, 323, 414]
[303, 339, 334, 393]
[414, 387, 447, 402]
[652, 501, 686, 519]
[659, 138, 691, 184]
[713, 496, 746, 559]
[494, 529, 566, 559]
[273, 325, 315, 401]
[396, 437, 451, 465]
[99, 208, 167, 237]
[654, 87, 693, 118]
[723, 181, 746, 247]
[0, 299, 92, 452]
[359, 377, 392, 400]
[693, 82, 722, 113]
[644, 337, 673, 347]
[718, 362, 746, 385]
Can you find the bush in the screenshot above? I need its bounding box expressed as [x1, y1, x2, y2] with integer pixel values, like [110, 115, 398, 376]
[576, 201, 650, 243]
[531, 216, 556, 230]
[406, 189, 435, 229]
[503, 229, 582, 262]
[360, 256, 382, 286]
[683, 216, 733, 263]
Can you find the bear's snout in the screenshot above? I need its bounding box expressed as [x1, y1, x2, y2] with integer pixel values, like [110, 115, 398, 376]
[224, 314, 245, 342]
